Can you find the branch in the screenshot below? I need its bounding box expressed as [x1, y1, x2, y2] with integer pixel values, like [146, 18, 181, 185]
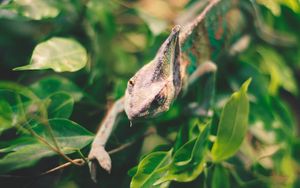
[0, 128, 156, 178]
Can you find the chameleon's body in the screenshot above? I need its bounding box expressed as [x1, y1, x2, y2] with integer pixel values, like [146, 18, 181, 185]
[88, 0, 293, 181]
[124, 0, 248, 120]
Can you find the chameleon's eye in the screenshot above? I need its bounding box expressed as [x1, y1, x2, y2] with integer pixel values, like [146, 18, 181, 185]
[127, 79, 135, 94]
[154, 94, 166, 106]
[128, 79, 134, 87]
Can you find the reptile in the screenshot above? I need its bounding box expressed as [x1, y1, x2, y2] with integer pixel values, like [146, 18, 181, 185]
[88, 0, 294, 182]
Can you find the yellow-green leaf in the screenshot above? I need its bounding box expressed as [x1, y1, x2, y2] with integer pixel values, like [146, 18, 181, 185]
[257, 0, 300, 16]
[257, 46, 298, 95]
[14, 37, 87, 72]
[13, 0, 59, 20]
[211, 79, 251, 162]
[131, 151, 172, 188]
[154, 124, 210, 184]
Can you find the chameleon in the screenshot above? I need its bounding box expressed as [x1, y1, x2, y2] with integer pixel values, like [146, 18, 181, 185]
[88, 0, 294, 182]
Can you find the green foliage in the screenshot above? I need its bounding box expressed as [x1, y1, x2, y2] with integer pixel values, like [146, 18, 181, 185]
[0, 119, 93, 174]
[0, 80, 93, 175]
[257, 46, 297, 95]
[30, 75, 83, 101]
[0, 0, 59, 20]
[0, 0, 299, 188]
[131, 151, 172, 188]
[131, 79, 251, 187]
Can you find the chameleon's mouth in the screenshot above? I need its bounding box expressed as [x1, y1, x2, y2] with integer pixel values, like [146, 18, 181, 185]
[125, 100, 153, 121]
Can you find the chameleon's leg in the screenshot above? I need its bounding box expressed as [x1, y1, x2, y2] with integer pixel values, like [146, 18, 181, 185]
[88, 97, 124, 182]
[187, 61, 217, 87]
[184, 61, 217, 117]
[229, 35, 251, 56]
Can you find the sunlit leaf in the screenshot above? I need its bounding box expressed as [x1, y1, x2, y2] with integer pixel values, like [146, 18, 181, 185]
[257, 47, 298, 95]
[13, 0, 59, 20]
[279, 154, 297, 187]
[14, 37, 87, 72]
[282, 0, 300, 13]
[30, 76, 83, 101]
[211, 79, 251, 162]
[0, 0, 59, 20]
[155, 124, 210, 184]
[137, 10, 167, 36]
[131, 151, 172, 188]
[46, 92, 74, 119]
[257, 0, 282, 16]
[257, 0, 300, 16]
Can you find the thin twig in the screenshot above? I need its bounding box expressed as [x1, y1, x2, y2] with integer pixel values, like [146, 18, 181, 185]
[40, 159, 86, 176]
[38, 103, 82, 166]
[25, 122, 82, 166]
[0, 128, 156, 178]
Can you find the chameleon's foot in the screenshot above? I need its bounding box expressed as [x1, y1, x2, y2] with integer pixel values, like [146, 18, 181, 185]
[88, 146, 112, 181]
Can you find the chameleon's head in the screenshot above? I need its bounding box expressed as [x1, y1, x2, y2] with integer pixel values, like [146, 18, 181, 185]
[124, 25, 182, 121]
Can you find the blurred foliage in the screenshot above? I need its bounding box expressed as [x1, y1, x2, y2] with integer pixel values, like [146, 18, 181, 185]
[0, 0, 300, 188]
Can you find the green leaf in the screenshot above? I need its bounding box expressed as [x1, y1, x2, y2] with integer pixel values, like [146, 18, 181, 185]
[211, 79, 251, 162]
[0, 137, 37, 153]
[0, 143, 58, 174]
[155, 124, 210, 184]
[0, 118, 93, 174]
[128, 166, 138, 177]
[0, 81, 39, 100]
[0, 82, 43, 128]
[172, 138, 196, 167]
[0, 100, 13, 134]
[32, 118, 94, 151]
[30, 76, 83, 101]
[13, 0, 59, 20]
[212, 165, 230, 188]
[271, 97, 296, 133]
[257, 47, 298, 95]
[257, 0, 300, 16]
[14, 37, 87, 72]
[0, 0, 59, 20]
[46, 92, 74, 119]
[257, 0, 282, 16]
[281, 0, 300, 13]
[131, 151, 172, 188]
[137, 10, 167, 36]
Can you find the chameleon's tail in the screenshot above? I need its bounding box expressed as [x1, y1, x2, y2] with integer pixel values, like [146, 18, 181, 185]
[246, 0, 297, 47]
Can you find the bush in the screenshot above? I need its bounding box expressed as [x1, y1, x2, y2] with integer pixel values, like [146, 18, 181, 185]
[0, 0, 299, 187]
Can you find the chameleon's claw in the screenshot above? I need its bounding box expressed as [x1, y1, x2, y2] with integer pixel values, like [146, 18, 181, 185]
[88, 145, 112, 182]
